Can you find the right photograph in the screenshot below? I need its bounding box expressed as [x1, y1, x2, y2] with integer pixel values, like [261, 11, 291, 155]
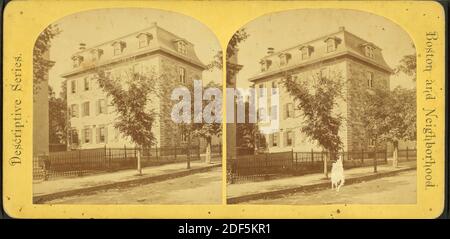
[226, 9, 417, 205]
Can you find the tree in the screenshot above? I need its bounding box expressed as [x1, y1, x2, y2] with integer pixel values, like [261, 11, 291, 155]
[395, 44, 416, 82]
[381, 87, 416, 167]
[33, 24, 61, 95]
[236, 100, 266, 151]
[48, 85, 68, 145]
[96, 69, 159, 175]
[349, 78, 416, 169]
[282, 71, 345, 177]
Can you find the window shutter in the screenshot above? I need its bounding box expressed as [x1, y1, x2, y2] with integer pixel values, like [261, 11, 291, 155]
[81, 129, 85, 144]
[96, 127, 100, 143]
[96, 100, 100, 115]
[277, 133, 280, 147]
[89, 128, 93, 143]
[105, 127, 108, 143]
[283, 104, 287, 120]
[269, 134, 273, 147]
[292, 131, 296, 147]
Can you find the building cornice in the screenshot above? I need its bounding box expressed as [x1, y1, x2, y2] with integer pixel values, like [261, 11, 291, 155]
[61, 47, 206, 78]
[249, 50, 393, 82]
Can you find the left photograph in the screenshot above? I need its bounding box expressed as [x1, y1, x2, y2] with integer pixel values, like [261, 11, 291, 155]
[32, 8, 223, 204]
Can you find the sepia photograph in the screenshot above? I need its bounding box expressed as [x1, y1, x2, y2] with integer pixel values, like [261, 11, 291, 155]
[32, 8, 223, 204]
[226, 9, 417, 205]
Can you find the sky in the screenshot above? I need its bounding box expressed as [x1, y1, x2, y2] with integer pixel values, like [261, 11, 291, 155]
[234, 9, 416, 89]
[47, 8, 222, 96]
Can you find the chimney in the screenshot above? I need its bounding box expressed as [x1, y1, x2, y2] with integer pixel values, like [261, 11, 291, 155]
[267, 47, 274, 55]
[339, 26, 345, 31]
[79, 43, 86, 51]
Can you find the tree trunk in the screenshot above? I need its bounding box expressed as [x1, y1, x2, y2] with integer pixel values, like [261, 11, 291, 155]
[393, 141, 399, 168]
[187, 133, 191, 169]
[323, 149, 328, 178]
[137, 145, 142, 175]
[205, 137, 212, 164]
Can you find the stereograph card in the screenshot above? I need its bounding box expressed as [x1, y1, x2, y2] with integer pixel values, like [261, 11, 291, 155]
[2, 0, 446, 219]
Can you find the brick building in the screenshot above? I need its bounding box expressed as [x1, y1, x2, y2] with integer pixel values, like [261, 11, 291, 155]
[249, 27, 393, 152]
[61, 22, 207, 149]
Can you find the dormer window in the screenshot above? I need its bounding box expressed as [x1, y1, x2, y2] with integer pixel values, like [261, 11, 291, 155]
[279, 53, 291, 66]
[324, 37, 340, 53]
[72, 55, 84, 68]
[361, 43, 376, 58]
[175, 40, 188, 55]
[260, 59, 272, 72]
[299, 46, 312, 60]
[90, 49, 104, 61]
[137, 33, 152, 48]
[111, 41, 126, 56]
[365, 46, 374, 58]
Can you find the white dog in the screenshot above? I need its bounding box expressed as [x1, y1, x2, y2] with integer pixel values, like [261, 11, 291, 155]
[331, 155, 345, 192]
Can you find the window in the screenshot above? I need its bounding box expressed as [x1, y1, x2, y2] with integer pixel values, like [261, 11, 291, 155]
[364, 46, 374, 58]
[279, 53, 291, 66]
[71, 80, 76, 94]
[326, 39, 336, 52]
[178, 67, 186, 83]
[258, 84, 265, 96]
[69, 129, 79, 145]
[70, 104, 78, 118]
[271, 81, 278, 95]
[272, 133, 279, 147]
[368, 138, 376, 147]
[320, 68, 329, 80]
[82, 102, 90, 117]
[285, 103, 294, 119]
[113, 41, 125, 56]
[181, 131, 188, 142]
[366, 71, 374, 88]
[97, 99, 106, 115]
[260, 60, 272, 72]
[286, 131, 293, 146]
[72, 55, 83, 68]
[84, 77, 90, 91]
[133, 64, 142, 74]
[97, 126, 107, 143]
[301, 47, 310, 60]
[83, 128, 92, 144]
[138, 34, 151, 48]
[270, 105, 278, 120]
[177, 41, 187, 54]
[91, 49, 103, 61]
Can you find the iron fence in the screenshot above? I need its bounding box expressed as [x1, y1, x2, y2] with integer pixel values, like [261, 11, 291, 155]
[228, 148, 416, 183]
[33, 145, 202, 181]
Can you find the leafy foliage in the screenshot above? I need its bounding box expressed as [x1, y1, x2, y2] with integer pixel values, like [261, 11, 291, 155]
[48, 85, 68, 144]
[96, 70, 159, 147]
[282, 72, 345, 153]
[33, 24, 61, 95]
[395, 54, 416, 81]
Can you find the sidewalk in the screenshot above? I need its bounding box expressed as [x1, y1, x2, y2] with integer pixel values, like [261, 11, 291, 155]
[33, 161, 221, 203]
[227, 161, 416, 204]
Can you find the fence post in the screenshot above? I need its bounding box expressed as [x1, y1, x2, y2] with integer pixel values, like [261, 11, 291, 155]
[174, 146, 177, 161]
[156, 146, 159, 161]
[108, 147, 111, 169]
[124, 145, 127, 162]
[373, 149, 377, 173]
[104, 145, 107, 164]
[385, 147, 388, 163]
[78, 149, 82, 176]
[311, 149, 314, 163]
[406, 147, 409, 161]
[361, 148, 364, 164]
